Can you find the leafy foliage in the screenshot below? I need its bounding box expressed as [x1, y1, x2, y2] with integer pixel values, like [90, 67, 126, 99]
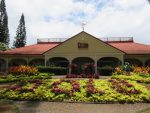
[0, 79, 149, 103]
[8, 65, 38, 76]
[70, 63, 95, 75]
[133, 67, 150, 76]
[98, 66, 113, 76]
[0, 0, 9, 45]
[13, 14, 26, 48]
[0, 73, 52, 83]
[37, 66, 68, 75]
[0, 42, 8, 50]
[113, 66, 150, 76]
[112, 74, 150, 84]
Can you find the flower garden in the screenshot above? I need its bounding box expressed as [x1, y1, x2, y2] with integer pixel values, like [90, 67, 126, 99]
[0, 65, 150, 103]
[0, 78, 150, 103]
[112, 66, 150, 83]
[0, 66, 53, 83]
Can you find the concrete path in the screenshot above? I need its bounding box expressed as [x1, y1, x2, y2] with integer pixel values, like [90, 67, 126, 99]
[15, 101, 150, 113]
[52, 75, 111, 79]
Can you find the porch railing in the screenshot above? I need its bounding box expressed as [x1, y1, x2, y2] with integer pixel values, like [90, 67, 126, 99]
[37, 37, 133, 43]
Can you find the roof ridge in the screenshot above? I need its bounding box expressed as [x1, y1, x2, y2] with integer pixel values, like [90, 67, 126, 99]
[133, 42, 150, 46]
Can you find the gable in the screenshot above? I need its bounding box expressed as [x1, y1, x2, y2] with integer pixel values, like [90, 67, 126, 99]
[44, 32, 125, 55]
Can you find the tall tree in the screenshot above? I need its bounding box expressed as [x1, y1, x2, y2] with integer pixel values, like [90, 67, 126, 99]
[0, 0, 9, 45]
[13, 14, 26, 48]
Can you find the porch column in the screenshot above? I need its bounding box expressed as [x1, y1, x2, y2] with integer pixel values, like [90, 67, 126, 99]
[69, 60, 72, 74]
[27, 57, 29, 66]
[142, 60, 145, 67]
[6, 58, 9, 72]
[121, 55, 124, 66]
[45, 56, 47, 67]
[94, 58, 98, 74]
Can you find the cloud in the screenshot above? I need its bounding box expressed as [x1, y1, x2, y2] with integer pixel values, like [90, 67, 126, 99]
[4, 0, 150, 46]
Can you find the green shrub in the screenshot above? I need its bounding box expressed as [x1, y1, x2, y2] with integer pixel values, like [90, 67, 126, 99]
[98, 66, 113, 76]
[0, 42, 9, 51]
[0, 73, 53, 83]
[38, 66, 68, 75]
[8, 66, 38, 76]
[113, 66, 150, 76]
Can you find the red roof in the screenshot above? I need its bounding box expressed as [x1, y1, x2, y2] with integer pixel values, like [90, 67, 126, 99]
[0, 41, 150, 55]
[1, 43, 58, 55]
[0, 50, 4, 54]
[109, 42, 150, 54]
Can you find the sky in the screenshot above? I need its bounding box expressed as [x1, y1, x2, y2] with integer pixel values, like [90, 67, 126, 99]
[4, 0, 150, 46]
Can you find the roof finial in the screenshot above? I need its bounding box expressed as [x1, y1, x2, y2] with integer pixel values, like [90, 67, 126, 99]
[81, 21, 86, 31]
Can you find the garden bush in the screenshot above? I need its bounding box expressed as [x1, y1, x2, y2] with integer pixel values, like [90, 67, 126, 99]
[37, 66, 68, 75]
[113, 66, 150, 77]
[0, 42, 9, 51]
[98, 66, 113, 76]
[0, 79, 149, 103]
[133, 67, 150, 77]
[70, 63, 95, 75]
[8, 65, 38, 76]
[0, 73, 53, 83]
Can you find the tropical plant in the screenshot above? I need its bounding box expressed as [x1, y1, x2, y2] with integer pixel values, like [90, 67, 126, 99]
[8, 65, 38, 76]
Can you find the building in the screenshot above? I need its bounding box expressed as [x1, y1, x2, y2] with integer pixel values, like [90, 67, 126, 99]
[0, 31, 150, 73]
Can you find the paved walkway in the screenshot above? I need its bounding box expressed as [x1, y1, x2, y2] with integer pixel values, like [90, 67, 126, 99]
[15, 101, 150, 113]
[52, 75, 111, 79]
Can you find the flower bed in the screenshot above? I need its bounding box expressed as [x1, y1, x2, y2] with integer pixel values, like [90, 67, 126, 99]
[0, 79, 150, 103]
[8, 65, 38, 76]
[0, 73, 53, 83]
[109, 78, 141, 95]
[113, 66, 150, 77]
[112, 74, 150, 84]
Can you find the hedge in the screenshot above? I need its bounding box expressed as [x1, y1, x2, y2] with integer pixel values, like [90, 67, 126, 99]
[98, 66, 114, 76]
[37, 66, 69, 75]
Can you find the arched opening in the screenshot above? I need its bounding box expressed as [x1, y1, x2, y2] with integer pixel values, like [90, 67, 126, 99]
[145, 59, 150, 67]
[0, 59, 6, 72]
[98, 57, 121, 68]
[8, 59, 27, 67]
[29, 59, 45, 66]
[46, 57, 69, 75]
[97, 57, 121, 76]
[48, 57, 69, 67]
[72, 57, 95, 74]
[72, 57, 94, 66]
[124, 58, 143, 67]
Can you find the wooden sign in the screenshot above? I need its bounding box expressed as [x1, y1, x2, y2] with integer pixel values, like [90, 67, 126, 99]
[78, 42, 88, 48]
